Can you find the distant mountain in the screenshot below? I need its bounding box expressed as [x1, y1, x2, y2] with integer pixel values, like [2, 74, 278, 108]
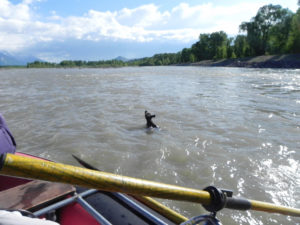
[114, 56, 130, 62]
[0, 52, 19, 66]
[0, 51, 41, 66]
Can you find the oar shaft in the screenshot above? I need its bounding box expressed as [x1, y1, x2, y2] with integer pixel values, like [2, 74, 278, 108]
[1, 153, 300, 218]
[0, 153, 211, 204]
[250, 200, 300, 217]
[133, 195, 188, 223]
[72, 154, 188, 223]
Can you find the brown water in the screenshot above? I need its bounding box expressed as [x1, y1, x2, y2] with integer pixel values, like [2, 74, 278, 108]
[0, 67, 299, 224]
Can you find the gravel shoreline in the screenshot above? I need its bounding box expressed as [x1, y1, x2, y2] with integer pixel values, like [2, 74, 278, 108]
[181, 54, 300, 69]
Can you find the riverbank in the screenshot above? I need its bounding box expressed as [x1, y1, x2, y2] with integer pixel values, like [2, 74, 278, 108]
[2, 54, 300, 69]
[185, 54, 300, 69]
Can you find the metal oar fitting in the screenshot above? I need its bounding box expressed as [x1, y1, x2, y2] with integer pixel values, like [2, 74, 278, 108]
[202, 186, 232, 213]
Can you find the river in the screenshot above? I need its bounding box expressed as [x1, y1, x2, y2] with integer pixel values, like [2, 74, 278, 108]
[0, 66, 299, 224]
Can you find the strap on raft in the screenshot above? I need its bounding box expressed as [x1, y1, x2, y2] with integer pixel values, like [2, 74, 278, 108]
[1, 153, 300, 217]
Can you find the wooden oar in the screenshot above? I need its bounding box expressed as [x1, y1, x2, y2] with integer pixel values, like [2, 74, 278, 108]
[1, 153, 300, 218]
[71, 154, 188, 224]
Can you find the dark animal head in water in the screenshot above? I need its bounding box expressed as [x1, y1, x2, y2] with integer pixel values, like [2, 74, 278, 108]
[145, 110, 157, 128]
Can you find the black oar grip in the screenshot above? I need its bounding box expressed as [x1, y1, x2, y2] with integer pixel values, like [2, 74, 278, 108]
[201, 185, 251, 211]
[0, 153, 6, 170]
[226, 197, 251, 210]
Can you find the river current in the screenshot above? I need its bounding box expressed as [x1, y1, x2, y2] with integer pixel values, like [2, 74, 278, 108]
[0, 66, 299, 224]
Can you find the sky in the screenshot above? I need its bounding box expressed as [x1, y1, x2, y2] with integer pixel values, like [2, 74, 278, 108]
[0, 0, 299, 62]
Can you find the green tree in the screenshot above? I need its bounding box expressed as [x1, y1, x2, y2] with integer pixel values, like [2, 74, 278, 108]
[60, 60, 75, 67]
[267, 9, 293, 54]
[191, 31, 229, 60]
[286, 8, 300, 53]
[226, 37, 234, 58]
[215, 46, 227, 59]
[240, 4, 292, 55]
[234, 35, 250, 57]
[74, 60, 86, 67]
[27, 61, 57, 68]
[191, 33, 210, 60]
[181, 48, 193, 62]
[189, 53, 196, 62]
[210, 31, 228, 59]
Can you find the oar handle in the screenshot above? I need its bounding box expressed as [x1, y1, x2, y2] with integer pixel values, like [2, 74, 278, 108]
[226, 197, 251, 210]
[226, 197, 300, 217]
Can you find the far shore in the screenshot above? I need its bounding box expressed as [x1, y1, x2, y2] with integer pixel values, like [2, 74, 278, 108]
[179, 54, 300, 69]
[1, 54, 300, 69]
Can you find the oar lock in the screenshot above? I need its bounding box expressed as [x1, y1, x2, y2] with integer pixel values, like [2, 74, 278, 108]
[202, 186, 233, 213]
[181, 186, 232, 225]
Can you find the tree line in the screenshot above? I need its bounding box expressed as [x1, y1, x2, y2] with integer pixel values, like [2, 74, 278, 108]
[27, 59, 128, 68]
[28, 4, 300, 68]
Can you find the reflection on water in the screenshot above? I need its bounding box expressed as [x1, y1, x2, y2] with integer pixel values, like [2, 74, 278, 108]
[0, 67, 299, 224]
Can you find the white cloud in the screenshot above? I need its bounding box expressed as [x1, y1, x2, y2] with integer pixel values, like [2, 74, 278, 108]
[0, 0, 298, 53]
[117, 4, 170, 28]
[0, 0, 32, 20]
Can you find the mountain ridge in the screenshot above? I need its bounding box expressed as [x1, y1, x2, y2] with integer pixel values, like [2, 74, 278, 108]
[114, 56, 130, 62]
[0, 51, 41, 66]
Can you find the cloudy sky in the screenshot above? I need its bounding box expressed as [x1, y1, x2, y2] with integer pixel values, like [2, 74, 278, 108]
[0, 0, 298, 61]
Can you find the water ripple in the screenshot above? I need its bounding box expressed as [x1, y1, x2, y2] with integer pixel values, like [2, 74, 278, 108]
[0, 67, 299, 224]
